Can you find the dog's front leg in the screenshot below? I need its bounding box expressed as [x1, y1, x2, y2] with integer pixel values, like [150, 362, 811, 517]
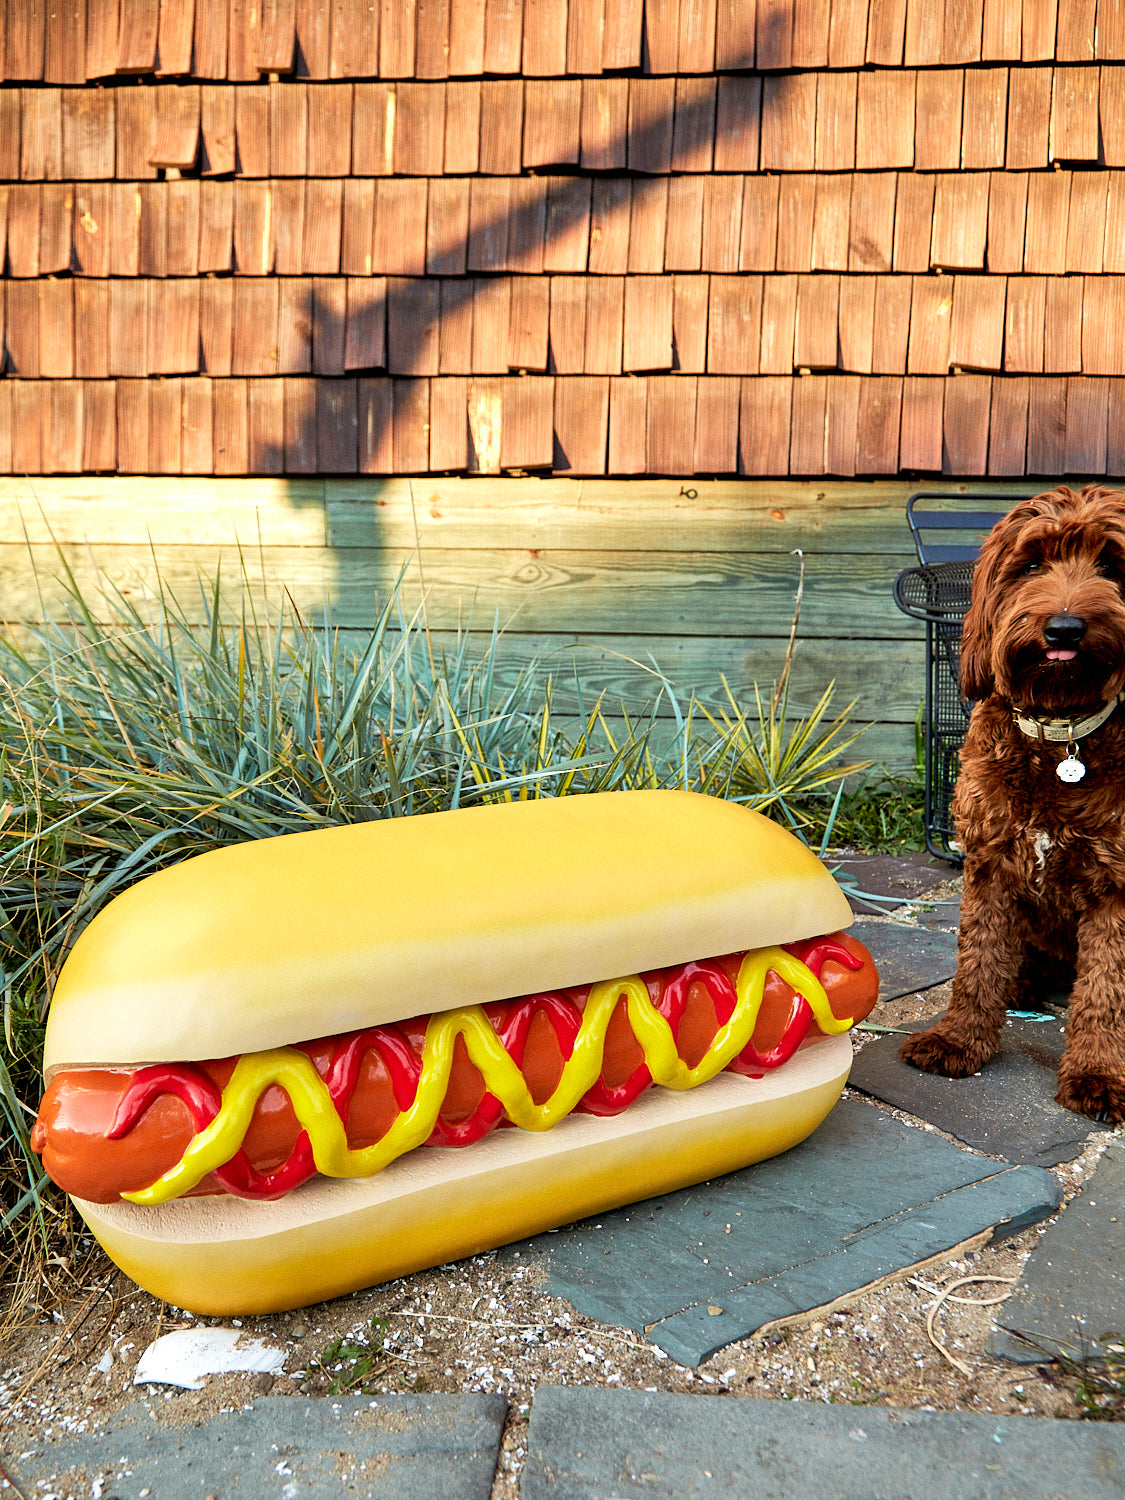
[899, 860, 1025, 1077]
[1056, 900, 1125, 1122]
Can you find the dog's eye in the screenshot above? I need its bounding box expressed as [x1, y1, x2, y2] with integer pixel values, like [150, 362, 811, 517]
[1020, 560, 1042, 575]
[1097, 553, 1119, 579]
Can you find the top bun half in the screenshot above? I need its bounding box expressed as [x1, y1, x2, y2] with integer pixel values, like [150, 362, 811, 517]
[43, 790, 853, 1076]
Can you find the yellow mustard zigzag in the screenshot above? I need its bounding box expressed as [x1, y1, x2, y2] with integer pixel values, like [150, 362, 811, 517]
[125, 947, 851, 1205]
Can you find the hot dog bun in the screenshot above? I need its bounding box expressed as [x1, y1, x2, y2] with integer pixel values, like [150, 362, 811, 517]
[45, 790, 853, 1075]
[71, 1037, 850, 1316]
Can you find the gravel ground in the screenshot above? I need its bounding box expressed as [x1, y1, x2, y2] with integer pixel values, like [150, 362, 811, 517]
[4, 874, 1123, 1499]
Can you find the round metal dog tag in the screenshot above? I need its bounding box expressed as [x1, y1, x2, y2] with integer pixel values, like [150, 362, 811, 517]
[1057, 754, 1086, 783]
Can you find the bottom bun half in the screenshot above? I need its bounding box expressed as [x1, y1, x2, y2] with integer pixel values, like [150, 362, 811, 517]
[74, 1034, 852, 1316]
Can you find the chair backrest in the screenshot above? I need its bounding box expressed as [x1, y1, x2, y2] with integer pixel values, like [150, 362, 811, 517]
[905, 492, 1032, 565]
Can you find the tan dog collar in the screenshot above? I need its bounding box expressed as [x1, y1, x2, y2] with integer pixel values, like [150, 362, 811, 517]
[1011, 692, 1123, 743]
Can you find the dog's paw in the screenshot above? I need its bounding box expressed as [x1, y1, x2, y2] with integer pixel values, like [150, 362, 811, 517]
[899, 1028, 987, 1078]
[1056, 1072, 1125, 1123]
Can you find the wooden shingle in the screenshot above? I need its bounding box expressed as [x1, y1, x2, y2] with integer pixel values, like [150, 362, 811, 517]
[508, 176, 548, 272]
[396, 82, 447, 174]
[0, 95, 20, 181]
[848, 173, 896, 272]
[583, 276, 623, 374]
[628, 78, 675, 175]
[509, 274, 549, 370]
[150, 85, 201, 171]
[416, 0, 452, 77]
[500, 375, 553, 469]
[108, 280, 147, 375]
[943, 0, 984, 63]
[387, 277, 440, 374]
[523, 0, 568, 74]
[471, 276, 512, 372]
[739, 377, 792, 475]
[327, 0, 377, 78]
[483, 0, 524, 73]
[340, 177, 374, 273]
[7, 3, 46, 80]
[281, 376, 316, 471]
[904, 0, 942, 64]
[199, 277, 234, 373]
[233, 180, 271, 272]
[588, 178, 631, 274]
[311, 274, 347, 373]
[1066, 171, 1108, 272]
[623, 276, 673, 371]
[1102, 67, 1125, 167]
[543, 177, 591, 272]
[701, 175, 742, 272]
[739, 176, 779, 271]
[892, 171, 936, 271]
[794, 273, 840, 368]
[671, 273, 709, 372]
[1021, 0, 1057, 62]
[871, 274, 912, 372]
[38, 279, 74, 378]
[948, 274, 1005, 369]
[1065, 375, 1109, 473]
[439, 279, 473, 372]
[641, 0, 681, 74]
[523, 80, 581, 166]
[931, 173, 989, 268]
[117, 0, 159, 71]
[82, 378, 118, 471]
[278, 277, 313, 371]
[1098, 0, 1125, 58]
[987, 375, 1029, 474]
[961, 66, 1008, 167]
[755, 0, 793, 69]
[380, 0, 417, 78]
[153, 278, 201, 372]
[245, 376, 283, 475]
[106, 181, 140, 276]
[811, 176, 851, 272]
[664, 177, 705, 271]
[915, 69, 963, 170]
[694, 374, 739, 472]
[1006, 65, 1051, 167]
[231, 278, 278, 375]
[479, 80, 523, 174]
[552, 376, 608, 475]
[867, 0, 907, 63]
[137, 181, 167, 276]
[671, 76, 716, 173]
[306, 81, 352, 174]
[316, 378, 357, 471]
[372, 178, 427, 274]
[1044, 275, 1082, 371]
[199, 179, 234, 271]
[580, 78, 628, 170]
[193, 0, 230, 78]
[907, 275, 953, 373]
[1051, 66, 1100, 162]
[167, 186, 203, 271]
[39, 183, 73, 275]
[566, 0, 605, 74]
[1081, 277, 1125, 375]
[1105, 172, 1125, 271]
[429, 376, 469, 472]
[6, 186, 41, 278]
[828, 0, 870, 66]
[899, 375, 944, 468]
[602, 0, 643, 69]
[713, 75, 761, 172]
[148, 377, 182, 474]
[201, 84, 236, 174]
[838, 274, 875, 371]
[427, 177, 469, 274]
[448, 0, 486, 73]
[647, 376, 698, 476]
[1109, 380, 1125, 475]
[22, 87, 63, 179]
[74, 280, 109, 375]
[756, 274, 795, 373]
[548, 275, 586, 373]
[355, 376, 392, 472]
[942, 374, 991, 473]
[815, 70, 856, 171]
[256, 0, 298, 72]
[235, 85, 271, 176]
[855, 374, 902, 472]
[8, 385, 44, 475]
[467, 177, 510, 271]
[1005, 276, 1046, 370]
[270, 79, 308, 174]
[301, 177, 342, 271]
[85, 0, 119, 78]
[230, 0, 267, 80]
[986, 169, 1028, 272]
[1024, 170, 1071, 273]
[981, 0, 1020, 58]
[824, 373, 860, 474]
[1026, 377, 1067, 473]
[62, 90, 115, 178]
[678, 0, 718, 72]
[116, 379, 151, 473]
[790, 374, 828, 474]
[760, 74, 816, 172]
[351, 82, 396, 174]
[775, 175, 815, 273]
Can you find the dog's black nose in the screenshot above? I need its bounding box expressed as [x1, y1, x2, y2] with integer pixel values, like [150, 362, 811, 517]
[1044, 613, 1087, 647]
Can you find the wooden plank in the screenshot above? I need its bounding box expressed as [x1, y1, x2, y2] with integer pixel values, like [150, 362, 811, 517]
[426, 177, 469, 274]
[509, 275, 550, 371]
[479, 79, 523, 174]
[671, 273, 708, 372]
[811, 175, 851, 272]
[847, 172, 896, 272]
[828, 0, 868, 65]
[278, 276, 313, 371]
[713, 75, 760, 173]
[107, 280, 147, 375]
[855, 374, 902, 472]
[351, 82, 395, 174]
[899, 375, 944, 468]
[200, 279, 233, 374]
[523, 0, 567, 73]
[942, 372, 991, 473]
[628, 177, 667, 273]
[915, 68, 963, 170]
[317, 377, 358, 470]
[588, 178, 631, 274]
[256, 0, 297, 71]
[867, 0, 906, 62]
[931, 172, 989, 268]
[622, 276, 673, 371]
[759, 273, 797, 372]
[1051, 65, 1100, 161]
[341, 178, 375, 274]
[439, 279, 473, 372]
[283, 375, 317, 469]
[21, 86, 63, 180]
[467, 176, 510, 271]
[429, 376, 469, 471]
[1006, 64, 1051, 166]
[395, 81, 446, 173]
[760, 73, 816, 172]
[269, 79, 307, 174]
[199, 179, 234, 271]
[838, 274, 874, 371]
[1065, 171, 1107, 272]
[790, 372, 827, 473]
[892, 171, 935, 272]
[448, 0, 486, 72]
[738, 176, 778, 272]
[981, 0, 1019, 57]
[664, 176, 705, 271]
[583, 277, 623, 374]
[38, 280, 73, 378]
[387, 276, 439, 374]
[393, 377, 431, 472]
[116, 379, 150, 473]
[701, 175, 742, 273]
[986, 169, 1028, 272]
[1021, 0, 1057, 61]
[74, 280, 109, 375]
[523, 79, 581, 167]
[543, 176, 591, 272]
[1102, 67, 1125, 166]
[62, 88, 115, 177]
[39, 183, 73, 275]
[301, 178, 342, 271]
[906, 275, 953, 373]
[311, 275, 347, 373]
[739, 377, 792, 475]
[508, 176, 548, 273]
[1004, 275, 1045, 370]
[82, 378, 118, 471]
[372, 178, 426, 274]
[1064, 375, 1108, 474]
[201, 84, 236, 174]
[231, 278, 279, 374]
[380, 0, 417, 77]
[815, 70, 856, 171]
[793, 273, 839, 368]
[306, 80, 352, 173]
[647, 376, 698, 476]
[1081, 276, 1125, 374]
[483, 0, 524, 72]
[948, 274, 1005, 370]
[1026, 376, 1066, 473]
[871, 273, 912, 373]
[694, 375, 739, 472]
[1024, 170, 1071, 272]
[824, 373, 860, 474]
[149, 376, 183, 475]
[343, 271, 387, 367]
[547, 275, 586, 373]
[627, 77, 674, 175]
[987, 375, 1029, 474]
[472, 276, 512, 373]
[580, 77, 627, 169]
[602, 0, 642, 67]
[775, 174, 815, 273]
[961, 66, 1007, 167]
[671, 75, 716, 173]
[552, 376, 608, 475]
[85, 0, 119, 76]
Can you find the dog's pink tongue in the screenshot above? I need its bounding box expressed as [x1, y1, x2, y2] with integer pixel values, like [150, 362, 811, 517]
[1046, 649, 1078, 661]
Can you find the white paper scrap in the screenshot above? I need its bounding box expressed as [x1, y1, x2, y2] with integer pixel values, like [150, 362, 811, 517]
[133, 1327, 287, 1390]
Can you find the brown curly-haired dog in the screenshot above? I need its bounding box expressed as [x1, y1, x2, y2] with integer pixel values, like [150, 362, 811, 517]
[900, 484, 1125, 1122]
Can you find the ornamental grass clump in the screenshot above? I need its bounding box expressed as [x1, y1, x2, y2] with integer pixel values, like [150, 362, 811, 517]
[0, 558, 869, 1251]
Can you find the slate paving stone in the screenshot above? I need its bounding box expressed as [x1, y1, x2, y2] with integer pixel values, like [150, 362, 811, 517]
[850, 919, 959, 999]
[12, 1393, 507, 1500]
[511, 1098, 1060, 1367]
[520, 1386, 1125, 1500]
[850, 1017, 1113, 1168]
[832, 852, 960, 926]
[990, 1140, 1125, 1366]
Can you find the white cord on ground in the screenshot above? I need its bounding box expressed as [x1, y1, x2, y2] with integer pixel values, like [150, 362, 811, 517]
[911, 1274, 1019, 1377]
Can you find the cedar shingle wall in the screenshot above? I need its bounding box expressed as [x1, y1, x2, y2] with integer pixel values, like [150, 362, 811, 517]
[2, 0, 1125, 477]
